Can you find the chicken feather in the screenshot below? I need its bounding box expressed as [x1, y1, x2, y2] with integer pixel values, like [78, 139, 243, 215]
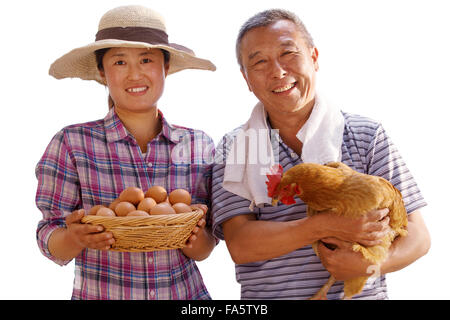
[267, 161, 408, 299]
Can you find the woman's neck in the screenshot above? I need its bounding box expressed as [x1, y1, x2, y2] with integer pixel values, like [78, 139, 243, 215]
[115, 106, 162, 153]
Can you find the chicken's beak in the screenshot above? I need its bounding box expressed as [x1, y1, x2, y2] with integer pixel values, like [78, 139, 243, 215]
[271, 198, 279, 206]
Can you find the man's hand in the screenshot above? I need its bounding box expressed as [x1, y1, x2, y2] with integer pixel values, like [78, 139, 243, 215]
[316, 237, 376, 281]
[322, 208, 391, 247]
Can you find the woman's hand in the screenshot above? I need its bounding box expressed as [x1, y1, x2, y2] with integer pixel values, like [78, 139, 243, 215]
[48, 209, 115, 261]
[184, 204, 208, 249]
[181, 204, 216, 261]
[65, 209, 115, 251]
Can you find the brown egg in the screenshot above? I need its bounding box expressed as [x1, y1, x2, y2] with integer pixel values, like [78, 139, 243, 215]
[89, 204, 106, 215]
[108, 198, 121, 211]
[150, 203, 176, 215]
[96, 207, 116, 217]
[145, 186, 168, 203]
[172, 203, 193, 214]
[137, 197, 157, 213]
[169, 189, 192, 205]
[114, 201, 136, 217]
[127, 210, 150, 217]
[119, 187, 145, 205]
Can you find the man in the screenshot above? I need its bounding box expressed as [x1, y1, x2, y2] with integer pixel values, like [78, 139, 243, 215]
[211, 9, 430, 299]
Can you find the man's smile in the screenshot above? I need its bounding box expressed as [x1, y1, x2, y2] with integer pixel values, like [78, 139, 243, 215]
[272, 82, 297, 94]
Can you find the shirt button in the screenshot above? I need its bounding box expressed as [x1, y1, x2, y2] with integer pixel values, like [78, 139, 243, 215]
[290, 152, 297, 158]
[150, 290, 155, 298]
[148, 257, 153, 263]
[147, 162, 152, 167]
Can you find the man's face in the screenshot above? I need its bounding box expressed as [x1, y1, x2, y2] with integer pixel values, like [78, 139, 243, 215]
[240, 20, 319, 116]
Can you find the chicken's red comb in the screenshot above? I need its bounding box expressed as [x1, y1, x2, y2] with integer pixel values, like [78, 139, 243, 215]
[266, 164, 283, 197]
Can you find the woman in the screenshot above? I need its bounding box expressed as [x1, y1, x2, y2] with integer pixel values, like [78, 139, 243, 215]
[35, 5, 217, 300]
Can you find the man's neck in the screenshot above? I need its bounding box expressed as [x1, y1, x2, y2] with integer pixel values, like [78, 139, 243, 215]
[267, 99, 315, 156]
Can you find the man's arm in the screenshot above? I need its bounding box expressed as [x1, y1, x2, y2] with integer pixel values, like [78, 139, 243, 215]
[381, 210, 430, 274]
[316, 210, 430, 280]
[222, 214, 318, 264]
[222, 208, 391, 264]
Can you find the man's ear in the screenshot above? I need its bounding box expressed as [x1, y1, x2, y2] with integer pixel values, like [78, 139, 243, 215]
[311, 47, 319, 72]
[240, 67, 253, 92]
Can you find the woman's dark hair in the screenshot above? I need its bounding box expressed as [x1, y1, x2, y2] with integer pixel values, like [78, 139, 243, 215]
[95, 48, 171, 71]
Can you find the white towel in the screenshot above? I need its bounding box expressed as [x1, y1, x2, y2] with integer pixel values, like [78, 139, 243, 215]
[222, 101, 274, 210]
[297, 94, 344, 164]
[222, 94, 345, 210]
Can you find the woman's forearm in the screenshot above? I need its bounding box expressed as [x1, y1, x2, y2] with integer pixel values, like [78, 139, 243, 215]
[47, 227, 84, 261]
[182, 227, 216, 261]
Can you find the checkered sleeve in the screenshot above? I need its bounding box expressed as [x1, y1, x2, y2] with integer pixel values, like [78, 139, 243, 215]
[191, 131, 215, 228]
[35, 130, 81, 266]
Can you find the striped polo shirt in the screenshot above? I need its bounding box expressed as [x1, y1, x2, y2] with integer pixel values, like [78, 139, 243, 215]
[211, 112, 426, 300]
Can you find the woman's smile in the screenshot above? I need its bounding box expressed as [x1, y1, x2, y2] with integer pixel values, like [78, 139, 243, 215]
[126, 86, 149, 95]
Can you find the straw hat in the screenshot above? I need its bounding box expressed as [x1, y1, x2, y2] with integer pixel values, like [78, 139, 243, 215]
[49, 5, 216, 84]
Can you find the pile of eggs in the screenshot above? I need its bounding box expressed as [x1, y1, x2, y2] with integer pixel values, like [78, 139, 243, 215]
[89, 186, 193, 217]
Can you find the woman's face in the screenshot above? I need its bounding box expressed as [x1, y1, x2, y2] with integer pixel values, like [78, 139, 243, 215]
[100, 47, 169, 113]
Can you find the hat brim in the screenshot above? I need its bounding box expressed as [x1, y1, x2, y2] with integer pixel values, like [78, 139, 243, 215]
[49, 39, 216, 84]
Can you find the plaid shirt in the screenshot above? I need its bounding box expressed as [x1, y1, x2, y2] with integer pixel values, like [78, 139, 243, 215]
[35, 107, 215, 300]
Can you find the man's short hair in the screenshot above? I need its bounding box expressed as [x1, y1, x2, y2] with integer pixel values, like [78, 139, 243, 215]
[236, 9, 315, 68]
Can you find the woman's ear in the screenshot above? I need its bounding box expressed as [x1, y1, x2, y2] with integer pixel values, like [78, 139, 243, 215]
[99, 69, 106, 78]
[99, 69, 107, 85]
[164, 62, 170, 77]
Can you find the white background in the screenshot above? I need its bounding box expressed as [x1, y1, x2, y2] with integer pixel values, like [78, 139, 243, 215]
[1, 0, 449, 299]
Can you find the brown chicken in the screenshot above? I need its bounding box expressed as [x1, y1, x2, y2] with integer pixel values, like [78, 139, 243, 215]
[266, 161, 408, 299]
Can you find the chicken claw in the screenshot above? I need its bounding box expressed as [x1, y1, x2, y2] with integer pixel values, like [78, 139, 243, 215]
[309, 276, 336, 300]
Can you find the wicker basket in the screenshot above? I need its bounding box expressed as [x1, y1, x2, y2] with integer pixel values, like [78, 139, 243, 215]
[81, 209, 204, 252]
